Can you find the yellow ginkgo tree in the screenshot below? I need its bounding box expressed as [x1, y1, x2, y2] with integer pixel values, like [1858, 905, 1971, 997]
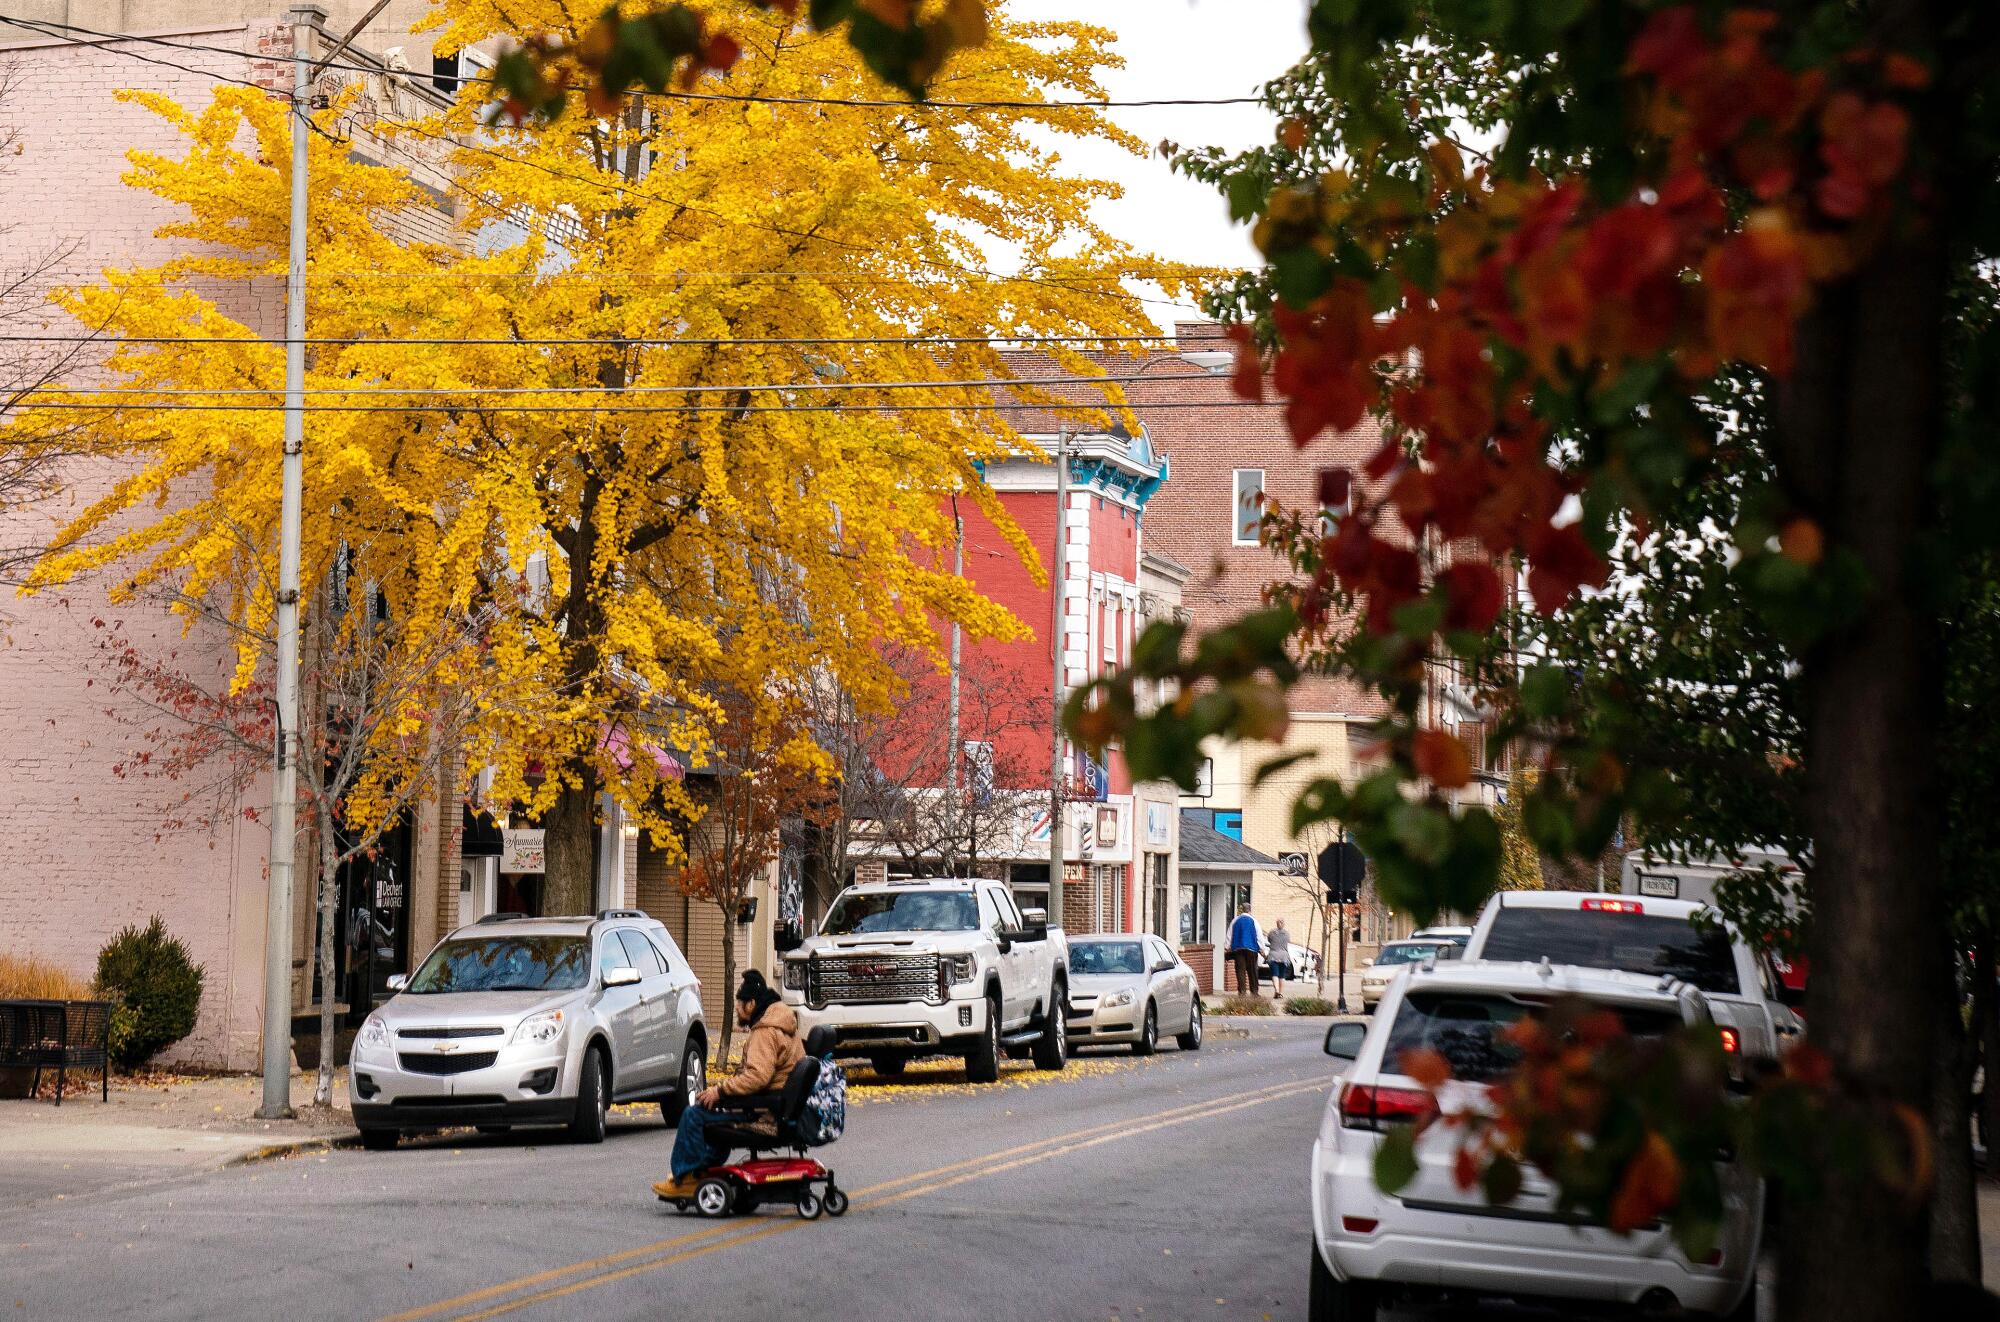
[16, 1, 1204, 912]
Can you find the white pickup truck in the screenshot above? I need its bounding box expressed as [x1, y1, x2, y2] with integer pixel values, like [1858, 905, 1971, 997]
[777, 876, 1070, 1083]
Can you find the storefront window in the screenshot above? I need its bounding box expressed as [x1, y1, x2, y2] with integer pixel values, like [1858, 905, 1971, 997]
[1179, 883, 1198, 944]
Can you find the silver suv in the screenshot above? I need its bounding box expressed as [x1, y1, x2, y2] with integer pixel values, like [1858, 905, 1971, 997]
[346, 910, 707, 1149]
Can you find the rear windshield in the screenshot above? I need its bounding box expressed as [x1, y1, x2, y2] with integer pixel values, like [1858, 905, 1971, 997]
[1384, 991, 1682, 1084]
[1071, 942, 1145, 975]
[407, 936, 590, 993]
[1479, 908, 1741, 994]
[1376, 942, 1448, 966]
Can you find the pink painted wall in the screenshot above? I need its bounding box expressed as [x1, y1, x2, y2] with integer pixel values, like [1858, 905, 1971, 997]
[0, 26, 292, 1068]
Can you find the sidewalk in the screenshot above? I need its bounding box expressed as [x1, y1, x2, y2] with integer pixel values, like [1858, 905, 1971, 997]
[0, 1068, 357, 1204]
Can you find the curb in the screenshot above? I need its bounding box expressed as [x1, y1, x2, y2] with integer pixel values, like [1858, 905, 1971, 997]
[226, 1129, 362, 1167]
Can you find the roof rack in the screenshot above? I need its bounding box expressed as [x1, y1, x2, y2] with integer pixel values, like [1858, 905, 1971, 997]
[477, 912, 531, 924]
[596, 908, 650, 921]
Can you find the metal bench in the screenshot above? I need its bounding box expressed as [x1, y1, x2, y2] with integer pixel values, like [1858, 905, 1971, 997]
[0, 999, 112, 1104]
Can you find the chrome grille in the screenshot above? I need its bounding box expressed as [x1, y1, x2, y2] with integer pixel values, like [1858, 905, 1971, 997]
[808, 953, 942, 1008]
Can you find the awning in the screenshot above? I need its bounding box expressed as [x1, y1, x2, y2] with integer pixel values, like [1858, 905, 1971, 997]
[599, 722, 685, 781]
[461, 806, 503, 857]
[1177, 809, 1281, 874]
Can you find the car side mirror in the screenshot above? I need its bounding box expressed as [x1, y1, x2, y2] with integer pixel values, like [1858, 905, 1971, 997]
[1776, 983, 1806, 1009]
[603, 966, 641, 988]
[1360, 958, 1374, 968]
[1021, 907, 1048, 925]
[773, 921, 802, 954]
[1151, 958, 1177, 973]
[1324, 1021, 1366, 1063]
[385, 973, 409, 993]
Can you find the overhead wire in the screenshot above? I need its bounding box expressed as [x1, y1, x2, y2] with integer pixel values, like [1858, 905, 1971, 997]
[16, 369, 1221, 397]
[1, 398, 1269, 415]
[0, 14, 1265, 111]
[0, 332, 1184, 347]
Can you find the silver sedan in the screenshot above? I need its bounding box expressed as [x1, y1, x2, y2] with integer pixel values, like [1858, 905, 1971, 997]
[1065, 934, 1203, 1054]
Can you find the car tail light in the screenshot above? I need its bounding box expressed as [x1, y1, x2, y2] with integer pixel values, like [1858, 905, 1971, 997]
[1339, 1081, 1437, 1131]
[1341, 1216, 1379, 1234]
[1718, 1026, 1740, 1054]
[1580, 898, 1643, 913]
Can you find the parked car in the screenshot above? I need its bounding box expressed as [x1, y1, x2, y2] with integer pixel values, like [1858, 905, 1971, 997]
[1264, 944, 1322, 985]
[1066, 934, 1202, 1054]
[1356, 938, 1461, 1013]
[1462, 891, 1803, 1077]
[346, 910, 707, 1150]
[778, 876, 1068, 1083]
[1409, 925, 1473, 948]
[1310, 959, 1762, 1321]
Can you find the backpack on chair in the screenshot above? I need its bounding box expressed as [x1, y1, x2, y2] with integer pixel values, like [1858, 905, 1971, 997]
[801, 1052, 846, 1146]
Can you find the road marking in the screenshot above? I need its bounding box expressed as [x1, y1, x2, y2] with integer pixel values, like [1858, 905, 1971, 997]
[376, 1074, 1317, 1322]
[393, 1074, 1330, 1322]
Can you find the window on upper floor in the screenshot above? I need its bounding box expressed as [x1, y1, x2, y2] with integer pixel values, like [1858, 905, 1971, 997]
[1232, 469, 1266, 545]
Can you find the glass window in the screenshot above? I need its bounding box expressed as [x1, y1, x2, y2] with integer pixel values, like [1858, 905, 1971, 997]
[992, 887, 1025, 929]
[1179, 884, 1197, 945]
[1071, 941, 1146, 975]
[1384, 991, 1679, 1084]
[1232, 469, 1266, 545]
[976, 889, 1004, 932]
[1479, 908, 1742, 995]
[822, 890, 979, 935]
[618, 929, 666, 977]
[409, 936, 591, 993]
[598, 935, 628, 978]
[1374, 941, 1449, 966]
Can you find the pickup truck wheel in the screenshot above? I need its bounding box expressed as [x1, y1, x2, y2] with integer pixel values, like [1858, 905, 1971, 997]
[1176, 997, 1204, 1050]
[965, 993, 1002, 1083]
[1133, 1002, 1158, 1056]
[1032, 994, 1067, 1071]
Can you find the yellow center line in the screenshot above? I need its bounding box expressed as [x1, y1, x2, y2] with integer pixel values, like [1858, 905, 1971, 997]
[419, 1076, 1331, 1322]
[377, 1073, 1319, 1322]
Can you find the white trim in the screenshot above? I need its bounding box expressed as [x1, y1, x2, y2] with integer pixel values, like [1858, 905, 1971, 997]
[1232, 468, 1266, 545]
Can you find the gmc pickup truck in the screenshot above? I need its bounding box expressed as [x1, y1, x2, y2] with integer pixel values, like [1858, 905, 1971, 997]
[778, 877, 1069, 1083]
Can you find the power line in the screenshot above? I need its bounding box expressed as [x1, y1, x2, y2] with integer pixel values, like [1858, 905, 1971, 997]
[0, 14, 280, 95]
[0, 14, 1264, 111]
[20, 369, 1220, 397]
[0, 332, 1181, 347]
[0, 397, 1271, 415]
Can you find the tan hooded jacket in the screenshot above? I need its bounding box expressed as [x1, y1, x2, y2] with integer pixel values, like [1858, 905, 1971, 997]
[720, 999, 806, 1097]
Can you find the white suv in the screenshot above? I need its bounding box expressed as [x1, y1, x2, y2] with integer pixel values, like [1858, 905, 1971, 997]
[1309, 960, 1762, 1320]
[348, 911, 706, 1149]
[1463, 891, 1802, 1075]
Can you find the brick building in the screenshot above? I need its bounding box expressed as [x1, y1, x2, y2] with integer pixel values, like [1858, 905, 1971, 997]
[0, 9, 777, 1066]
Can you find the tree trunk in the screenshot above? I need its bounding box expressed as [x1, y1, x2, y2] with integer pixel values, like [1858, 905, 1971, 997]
[1772, 71, 1951, 1317]
[542, 767, 599, 916]
[314, 817, 339, 1108]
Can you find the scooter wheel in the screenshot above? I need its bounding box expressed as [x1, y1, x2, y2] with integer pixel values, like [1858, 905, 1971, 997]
[796, 1189, 824, 1219]
[824, 1186, 849, 1217]
[693, 1177, 734, 1218]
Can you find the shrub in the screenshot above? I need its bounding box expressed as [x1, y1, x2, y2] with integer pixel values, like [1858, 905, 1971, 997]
[1284, 997, 1338, 1017]
[95, 917, 205, 1068]
[0, 951, 93, 1000]
[1212, 994, 1276, 1016]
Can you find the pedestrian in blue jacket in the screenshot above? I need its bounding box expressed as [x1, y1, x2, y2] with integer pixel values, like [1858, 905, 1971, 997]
[1226, 910, 1262, 996]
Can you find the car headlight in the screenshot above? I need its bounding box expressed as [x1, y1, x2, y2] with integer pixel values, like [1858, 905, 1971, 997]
[512, 1009, 565, 1046]
[1099, 989, 1134, 1009]
[944, 954, 977, 985]
[783, 959, 809, 992]
[358, 1014, 389, 1050]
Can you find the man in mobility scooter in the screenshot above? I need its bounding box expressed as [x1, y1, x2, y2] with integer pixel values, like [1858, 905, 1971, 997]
[653, 970, 848, 1219]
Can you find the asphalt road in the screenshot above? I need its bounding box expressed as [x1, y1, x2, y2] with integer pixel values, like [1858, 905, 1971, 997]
[0, 1017, 1339, 1322]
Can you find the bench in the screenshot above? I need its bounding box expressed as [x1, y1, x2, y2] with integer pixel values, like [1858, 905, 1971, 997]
[0, 999, 112, 1104]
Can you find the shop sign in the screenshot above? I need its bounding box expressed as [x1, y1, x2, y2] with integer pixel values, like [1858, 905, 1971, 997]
[502, 829, 547, 874]
[1144, 801, 1172, 847]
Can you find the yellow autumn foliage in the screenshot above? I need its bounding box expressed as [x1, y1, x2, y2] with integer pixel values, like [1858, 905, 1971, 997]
[14, 2, 1207, 906]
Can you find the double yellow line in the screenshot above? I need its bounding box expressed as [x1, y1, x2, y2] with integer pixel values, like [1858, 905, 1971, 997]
[380, 1072, 1330, 1322]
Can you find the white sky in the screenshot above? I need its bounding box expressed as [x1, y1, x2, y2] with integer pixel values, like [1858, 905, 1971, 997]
[1006, 0, 1312, 325]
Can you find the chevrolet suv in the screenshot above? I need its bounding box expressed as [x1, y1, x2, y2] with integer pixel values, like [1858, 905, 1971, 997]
[347, 910, 707, 1149]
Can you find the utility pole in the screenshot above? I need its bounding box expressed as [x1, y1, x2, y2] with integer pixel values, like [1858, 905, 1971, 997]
[1046, 427, 1069, 928]
[948, 501, 962, 876]
[257, 4, 319, 1119]
[1335, 827, 1350, 1015]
